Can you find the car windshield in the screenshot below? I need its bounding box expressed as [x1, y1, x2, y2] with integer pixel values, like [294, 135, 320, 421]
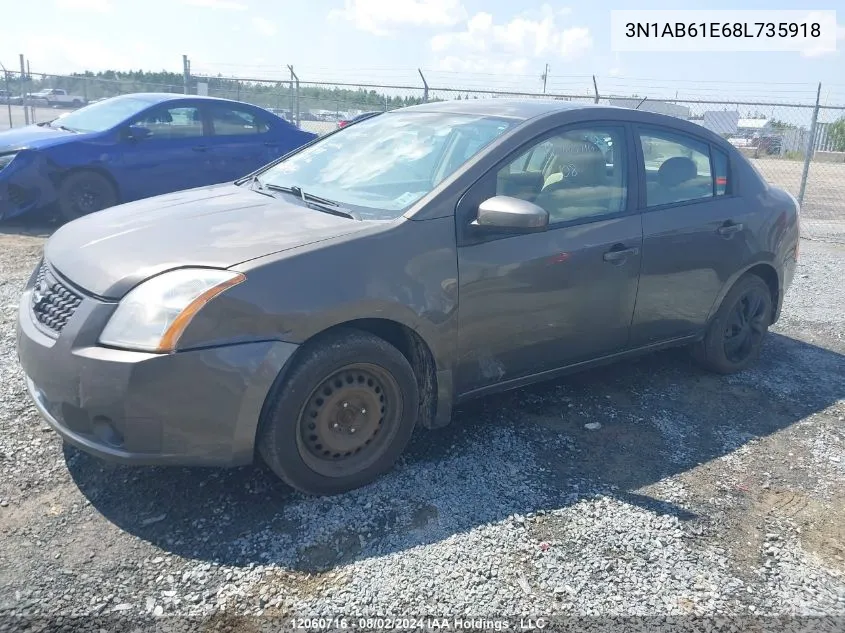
[258, 110, 516, 220]
[47, 96, 151, 133]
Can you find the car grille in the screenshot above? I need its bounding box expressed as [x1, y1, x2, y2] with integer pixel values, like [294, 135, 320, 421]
[31, 263, 83, 335]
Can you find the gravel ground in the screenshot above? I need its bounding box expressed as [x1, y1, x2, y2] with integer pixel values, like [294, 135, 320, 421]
[0, 224, 843, 631]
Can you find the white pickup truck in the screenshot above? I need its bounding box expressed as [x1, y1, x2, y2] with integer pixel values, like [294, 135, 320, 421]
[27, 88, 86, 108]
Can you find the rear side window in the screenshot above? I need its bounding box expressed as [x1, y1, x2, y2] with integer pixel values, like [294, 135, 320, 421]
[713, 147, 729, 196]
[639, 129, 713, 208]
[209, 105, 269, 135]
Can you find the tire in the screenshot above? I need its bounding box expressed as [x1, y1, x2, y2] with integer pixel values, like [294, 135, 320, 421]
[692, 274, 773, 374]
[71, 99, 81, 107]
[57, 171, 118, 222]
[258, 329, 419, 495]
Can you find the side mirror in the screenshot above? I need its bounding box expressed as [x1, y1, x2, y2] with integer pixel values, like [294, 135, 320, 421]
[124, 124, 152, 141]
[472, 195, 549, 232]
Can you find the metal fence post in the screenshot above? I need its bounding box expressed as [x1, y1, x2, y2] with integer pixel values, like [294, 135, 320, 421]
[26, 61, 36, 123]
[295, 75, 300, 127]
[797, 82, 821, 206]
[0, 63, 12, 128]
[287, 65, 300, 127]
[19, 54, 29, 126]
[182, 55, 190, 95]
[418, 68, 429, 103]
[592, 75, 600, 104]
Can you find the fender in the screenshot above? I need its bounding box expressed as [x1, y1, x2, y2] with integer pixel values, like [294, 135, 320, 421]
[705, 254, 781, 324]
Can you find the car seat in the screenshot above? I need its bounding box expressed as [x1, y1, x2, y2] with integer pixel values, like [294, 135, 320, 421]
[649, 156, 711, 206]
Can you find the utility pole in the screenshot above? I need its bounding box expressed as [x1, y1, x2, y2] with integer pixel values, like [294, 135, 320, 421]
[182, 55, 190, 94]
[19, 54, 29, 125]
[541, 63, 549, 94]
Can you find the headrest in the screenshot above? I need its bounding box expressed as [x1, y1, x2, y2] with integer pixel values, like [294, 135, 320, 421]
[549, 139, 606, 186]
[658, 156, 697, 188]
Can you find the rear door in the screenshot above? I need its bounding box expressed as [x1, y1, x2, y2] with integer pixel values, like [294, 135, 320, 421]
[206, 103, 284, 182]
[629, 125, 750, 346]
[116, 101, 213, 200]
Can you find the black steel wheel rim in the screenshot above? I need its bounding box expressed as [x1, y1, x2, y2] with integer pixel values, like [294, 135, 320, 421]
[70, 183, 102, 215]
[723, 288, 768, 363]
[296, 363, 403, 478]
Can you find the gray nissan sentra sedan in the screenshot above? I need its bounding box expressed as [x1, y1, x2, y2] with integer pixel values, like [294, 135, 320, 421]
[17, 99, 799, 495]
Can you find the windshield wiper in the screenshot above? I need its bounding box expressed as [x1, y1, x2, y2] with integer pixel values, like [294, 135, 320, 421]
[265, 184, 360, 220]
[51, 124, 78, 133]
[246, 175, 275, 198]
[267, 184, 339, 207]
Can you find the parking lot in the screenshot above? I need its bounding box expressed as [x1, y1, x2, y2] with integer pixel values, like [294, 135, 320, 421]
[1, 93, 844, 627]
[0, 221, 843, 625]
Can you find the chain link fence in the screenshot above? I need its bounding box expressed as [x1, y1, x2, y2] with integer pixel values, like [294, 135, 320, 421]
[2, 67, 843, 242]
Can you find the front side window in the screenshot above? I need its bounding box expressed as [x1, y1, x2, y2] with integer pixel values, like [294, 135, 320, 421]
[639, 129, 713, 207]
[132, 106, 204, 139]
[259, 111, 516, 219]
[495, 126, 627, 225]
[209, 105, 269, 135]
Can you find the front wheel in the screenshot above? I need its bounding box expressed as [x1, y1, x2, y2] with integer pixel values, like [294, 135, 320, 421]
[258, 329, 419, 495]
[693, 274, 773, 374]
[56, 171, 118, 222]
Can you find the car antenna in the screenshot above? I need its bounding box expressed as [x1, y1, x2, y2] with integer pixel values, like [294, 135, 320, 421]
[635, 96, 648, 110]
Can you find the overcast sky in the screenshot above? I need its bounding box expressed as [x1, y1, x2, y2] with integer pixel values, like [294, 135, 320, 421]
[1, 0, 843, 104]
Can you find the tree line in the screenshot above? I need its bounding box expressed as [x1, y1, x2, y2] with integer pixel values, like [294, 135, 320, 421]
[4, 69, 429, 114]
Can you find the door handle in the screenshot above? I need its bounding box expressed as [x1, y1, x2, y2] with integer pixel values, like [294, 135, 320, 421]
[603, 246, 640, 263]
[192, 145, 209, 152]
[717, 222, 744, 237]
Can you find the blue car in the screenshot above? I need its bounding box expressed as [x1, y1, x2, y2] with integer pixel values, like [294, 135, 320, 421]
[0, 93, 316, 222]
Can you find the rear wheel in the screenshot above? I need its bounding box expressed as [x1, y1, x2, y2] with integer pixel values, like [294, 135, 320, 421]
[693, 274, 773, 374]
[57, 171, 118, 222]
[258, 329, 419, 495]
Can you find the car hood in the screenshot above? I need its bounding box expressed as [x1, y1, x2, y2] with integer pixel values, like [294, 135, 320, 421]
[0, 124, 84, 152]
[45, 184, 375, 298]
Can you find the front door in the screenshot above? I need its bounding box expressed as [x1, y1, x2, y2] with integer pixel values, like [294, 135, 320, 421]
[455, 124, 643, 395]
[116, 102, 213, 200]
[629, 126, 751, 346]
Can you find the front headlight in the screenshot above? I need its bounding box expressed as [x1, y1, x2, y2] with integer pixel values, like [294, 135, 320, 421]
[0, 153, 17, 171]
[99, 268, 245, 353]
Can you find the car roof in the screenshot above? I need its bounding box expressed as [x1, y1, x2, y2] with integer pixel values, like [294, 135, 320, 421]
[105, 92, 263, 107]
[400, 98, 600, 120]
[397, 97, 734, 148]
